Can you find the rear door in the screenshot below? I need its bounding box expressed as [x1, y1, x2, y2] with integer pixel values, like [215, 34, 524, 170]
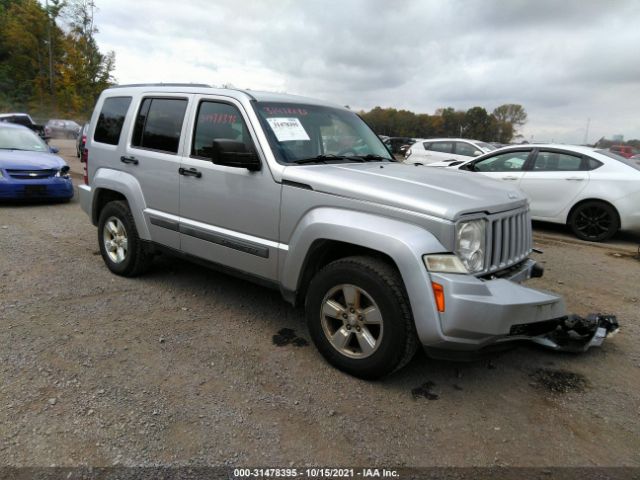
[121, 94, 192, 249]
[519, 149, 590, 219]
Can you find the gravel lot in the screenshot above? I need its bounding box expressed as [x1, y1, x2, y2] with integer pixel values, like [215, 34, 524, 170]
[1, 140, 639, 467]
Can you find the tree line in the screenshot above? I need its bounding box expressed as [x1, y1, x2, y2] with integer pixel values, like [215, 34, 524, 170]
[0, 0, 114, 121]
[360, 104, 528, 143]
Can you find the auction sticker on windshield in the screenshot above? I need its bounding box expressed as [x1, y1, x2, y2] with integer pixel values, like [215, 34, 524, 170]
[266, 117, 310, 142]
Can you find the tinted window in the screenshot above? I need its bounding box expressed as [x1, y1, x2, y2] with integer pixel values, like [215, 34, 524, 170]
[192, 101, 254, 158]
[94, 97, 132, 145]
[427, 142, 453, 154]
[596, 149, 640, 171]
[474, 151, 529, 172]
[533, 151, 583, 171]
[132, 98, 187, 154]
[455, 142, 478, 157]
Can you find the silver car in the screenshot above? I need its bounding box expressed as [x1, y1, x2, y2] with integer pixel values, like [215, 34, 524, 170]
[78, 84, 616, 378]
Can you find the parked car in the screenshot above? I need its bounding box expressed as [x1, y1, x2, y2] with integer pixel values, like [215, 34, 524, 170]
[76, 122, 89, 157]
[45, 119, 81, 139]
[78, 84, 613, 379]
[0, 112, 47, 140]
[426, 145, 640, 242]
[609, 145, 637, 159]
[0, 123, 74, 201]
[404, 138, 497, 164]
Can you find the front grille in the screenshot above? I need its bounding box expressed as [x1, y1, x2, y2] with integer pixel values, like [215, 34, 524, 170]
[485, 207, 532, 274]
[7, 169, 57, 179]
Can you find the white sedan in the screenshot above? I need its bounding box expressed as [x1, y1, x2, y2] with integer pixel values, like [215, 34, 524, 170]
[426, 144, 640, 242]
[403, 138, 497, 165]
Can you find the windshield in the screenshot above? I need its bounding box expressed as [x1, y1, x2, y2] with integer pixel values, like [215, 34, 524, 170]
[0, 126, 49, 152]
[596, 149, 640, 171]
[253, 102, 393, 164]
[477, 142, 497, 151]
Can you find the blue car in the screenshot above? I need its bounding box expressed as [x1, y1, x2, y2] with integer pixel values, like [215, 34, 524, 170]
[0, 123, 74, 201]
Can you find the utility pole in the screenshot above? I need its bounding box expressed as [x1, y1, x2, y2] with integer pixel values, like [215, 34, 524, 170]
[583, 118, 591, 145]
[46, 0, 54, 95]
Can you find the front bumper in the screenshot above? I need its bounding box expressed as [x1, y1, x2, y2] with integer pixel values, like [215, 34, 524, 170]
[0, 178, 74, 199]
[417, 259, 617, 357]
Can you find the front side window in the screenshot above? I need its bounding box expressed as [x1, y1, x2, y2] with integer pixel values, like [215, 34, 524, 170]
[94, 97, 132, 145]
[132, 97, 187, 154]
[254, 102, 391, 164]
[455, 141, 479, 157]
[192, 101, 254, 158]
[533, 151, 583, 171]
[473, 151, 529, 172]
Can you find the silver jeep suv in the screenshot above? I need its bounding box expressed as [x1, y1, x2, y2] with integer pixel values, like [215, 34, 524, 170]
[78, 84, 608, 379]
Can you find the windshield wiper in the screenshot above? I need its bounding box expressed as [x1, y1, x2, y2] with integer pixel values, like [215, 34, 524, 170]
[0, 147, 29, 151]
[350, 154, 392, 162]
[291, 154, 365, 165]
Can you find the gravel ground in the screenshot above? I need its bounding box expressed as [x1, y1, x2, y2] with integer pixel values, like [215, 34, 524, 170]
[0, 140, 639, 467]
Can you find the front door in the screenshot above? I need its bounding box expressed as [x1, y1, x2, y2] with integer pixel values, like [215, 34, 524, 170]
[178, 96, 282, 281]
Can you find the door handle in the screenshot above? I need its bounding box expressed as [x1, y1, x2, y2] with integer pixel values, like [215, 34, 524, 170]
[178, 167, 202, 178]
[565, 177, 584, 181]
[502, 176, 518, 180]
[120, 156, 138, 165]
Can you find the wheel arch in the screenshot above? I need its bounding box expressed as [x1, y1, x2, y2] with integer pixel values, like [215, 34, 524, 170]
[566, 197, 620, 226]
[90, 168, 150, 239]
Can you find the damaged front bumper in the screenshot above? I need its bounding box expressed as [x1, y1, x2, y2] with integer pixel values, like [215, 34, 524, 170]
[422, 259, 619, 359]
[528, 313, 619, 352]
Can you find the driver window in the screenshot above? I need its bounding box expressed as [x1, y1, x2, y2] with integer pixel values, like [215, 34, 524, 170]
[474, 151, 529, 172]
[192, 101, 254, 159]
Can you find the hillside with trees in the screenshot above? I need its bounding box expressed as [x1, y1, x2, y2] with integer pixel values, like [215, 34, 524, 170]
[360, 103, 528, 143]
[0, 0, 114, 121]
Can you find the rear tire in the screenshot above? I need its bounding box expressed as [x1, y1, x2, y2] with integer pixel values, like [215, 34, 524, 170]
[568, 201, 619, 242]
[305, 256, 418, 379]
[98, 200, 153, 276]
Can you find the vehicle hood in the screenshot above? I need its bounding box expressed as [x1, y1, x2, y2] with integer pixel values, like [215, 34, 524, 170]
[0, 150, 66, 170]
[283, 162, 527, 220]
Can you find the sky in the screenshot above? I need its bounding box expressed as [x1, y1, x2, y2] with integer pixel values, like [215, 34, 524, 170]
[91, 0, 640, 144]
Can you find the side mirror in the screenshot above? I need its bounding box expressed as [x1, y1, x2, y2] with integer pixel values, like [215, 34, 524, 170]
[472, 150, 482, 157]
[210, 140, 261, 171]
[49, 146, 60, 154]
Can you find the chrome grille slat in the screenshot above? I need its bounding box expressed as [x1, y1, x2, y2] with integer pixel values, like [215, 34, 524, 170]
[483, 206, 532, 274]
[7, 169, 56, 180]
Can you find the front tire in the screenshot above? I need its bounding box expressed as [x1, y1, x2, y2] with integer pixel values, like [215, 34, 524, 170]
[98, 200, 153, 276]
[305, 256, 418, 379]
[568, 201, 619, 242]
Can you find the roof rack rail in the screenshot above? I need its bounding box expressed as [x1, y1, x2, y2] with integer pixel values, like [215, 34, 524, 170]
[109, 83, 211, 89]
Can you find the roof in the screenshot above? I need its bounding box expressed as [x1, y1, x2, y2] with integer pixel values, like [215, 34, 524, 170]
[418, 138, 487, 143]
[0, 121, 30, 130]
[498, 143, 598, 154]
[102, 84, 345, 109]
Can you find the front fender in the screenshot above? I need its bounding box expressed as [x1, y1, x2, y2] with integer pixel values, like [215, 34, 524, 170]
[92, 168, 150, 240]
[281, 207, 449, 345]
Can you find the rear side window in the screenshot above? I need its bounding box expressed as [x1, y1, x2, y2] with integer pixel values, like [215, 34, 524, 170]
[94, 97, 132, 145]
[533, 151, 583, 171]
[427, 141, 453, 154]
[132, 97, 188, 154]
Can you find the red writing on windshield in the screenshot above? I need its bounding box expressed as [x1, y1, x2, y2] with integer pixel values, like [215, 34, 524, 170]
[263, 107, 308, 116]
[201, 113, 237, 124]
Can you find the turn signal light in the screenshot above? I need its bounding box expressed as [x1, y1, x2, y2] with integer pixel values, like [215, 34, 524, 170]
[432, 282, 445, 313]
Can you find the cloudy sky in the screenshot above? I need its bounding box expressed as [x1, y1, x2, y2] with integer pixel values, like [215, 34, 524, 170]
[92, 0, 640, 143]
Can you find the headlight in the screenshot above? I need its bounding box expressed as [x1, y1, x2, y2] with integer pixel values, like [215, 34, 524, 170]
[455, 219, 486, 273]
[55, 166, 71, 178]
[423, 254, 468, 274]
